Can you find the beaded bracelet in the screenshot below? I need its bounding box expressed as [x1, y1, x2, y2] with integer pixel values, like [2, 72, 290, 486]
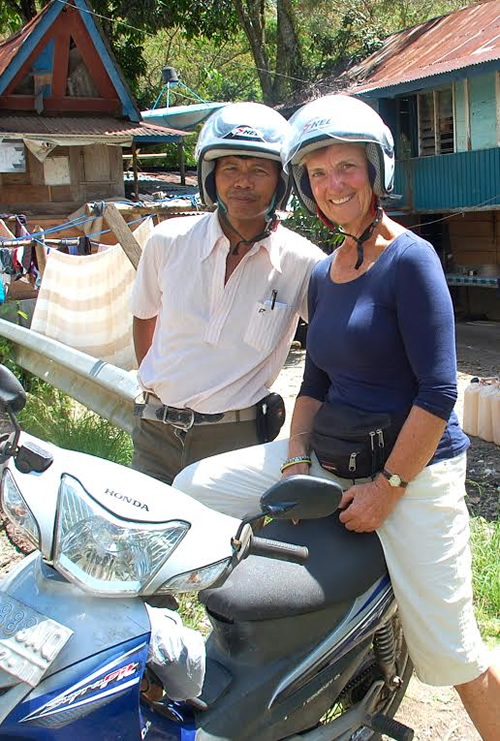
[280, 455, 312, 473]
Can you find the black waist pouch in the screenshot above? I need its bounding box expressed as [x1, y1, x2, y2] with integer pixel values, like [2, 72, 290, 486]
[311, 401, 407, 479]
[256, 393, 286, 443]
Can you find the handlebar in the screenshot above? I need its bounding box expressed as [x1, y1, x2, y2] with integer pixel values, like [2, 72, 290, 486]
[248, 536, 309, 564]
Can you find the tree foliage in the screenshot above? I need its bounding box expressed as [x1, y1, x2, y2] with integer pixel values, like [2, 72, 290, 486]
[0, 0, 477, 105]
[137, 26, 260, 109]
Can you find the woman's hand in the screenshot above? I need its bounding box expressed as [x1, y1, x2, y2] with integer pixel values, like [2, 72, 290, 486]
[281, 461, 311, 479]
[339, 477, 401, 532]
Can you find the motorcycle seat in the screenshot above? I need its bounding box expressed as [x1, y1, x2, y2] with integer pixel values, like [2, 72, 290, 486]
[200, 513, 387, 622]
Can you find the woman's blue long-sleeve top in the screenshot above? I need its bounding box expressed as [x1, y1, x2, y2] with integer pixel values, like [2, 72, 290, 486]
[299, 231, 469, 464]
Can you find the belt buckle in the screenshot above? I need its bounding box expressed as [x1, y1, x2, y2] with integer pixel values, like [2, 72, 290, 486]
[162, 406, 195, 431]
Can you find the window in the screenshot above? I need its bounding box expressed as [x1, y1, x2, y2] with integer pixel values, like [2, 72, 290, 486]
[418, 88, 454, 156]
[397, 96, 416, 159]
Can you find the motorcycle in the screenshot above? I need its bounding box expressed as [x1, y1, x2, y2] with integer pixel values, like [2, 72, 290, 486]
[0, 365, 414, 740]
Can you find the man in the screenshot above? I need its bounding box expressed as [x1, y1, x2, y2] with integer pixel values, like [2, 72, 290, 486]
[130, 102, 324, 485]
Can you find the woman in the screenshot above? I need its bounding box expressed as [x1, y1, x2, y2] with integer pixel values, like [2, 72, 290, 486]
[174, 95, 499, 739]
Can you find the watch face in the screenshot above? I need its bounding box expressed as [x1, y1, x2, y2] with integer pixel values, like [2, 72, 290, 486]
[389, 474, 401, 487]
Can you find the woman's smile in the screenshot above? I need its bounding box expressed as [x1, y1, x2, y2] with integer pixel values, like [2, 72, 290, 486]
[304, 143, 373, 233]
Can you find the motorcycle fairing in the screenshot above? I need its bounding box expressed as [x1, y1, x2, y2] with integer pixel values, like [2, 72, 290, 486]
[0, 553, 150, 675]
[0, 638, 148, 740]
[18, 640, 147, 726]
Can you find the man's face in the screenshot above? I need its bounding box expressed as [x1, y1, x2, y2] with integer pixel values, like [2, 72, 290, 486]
[214, 155, 280, 225]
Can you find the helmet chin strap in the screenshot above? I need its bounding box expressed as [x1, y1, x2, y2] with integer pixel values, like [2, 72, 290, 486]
[217, 196, 280, 256]
[317, 198, 383, 270]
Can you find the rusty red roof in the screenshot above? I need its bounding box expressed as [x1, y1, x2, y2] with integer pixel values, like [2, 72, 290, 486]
[0, 13, 42, 79]
[0, 114, 187, 140]
[348, 0, 500, 95]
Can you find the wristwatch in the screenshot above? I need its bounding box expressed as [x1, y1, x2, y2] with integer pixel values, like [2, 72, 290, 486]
[380, 469, 408, 489]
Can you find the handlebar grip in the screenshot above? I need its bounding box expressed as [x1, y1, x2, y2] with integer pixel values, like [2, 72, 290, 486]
[249, 536, 309, 564]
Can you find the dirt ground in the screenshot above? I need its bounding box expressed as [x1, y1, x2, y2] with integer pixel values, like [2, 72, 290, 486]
[0, 319, 498, 739]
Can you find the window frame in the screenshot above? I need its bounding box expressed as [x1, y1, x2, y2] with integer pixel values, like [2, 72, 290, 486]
[417, 87, 456, 157]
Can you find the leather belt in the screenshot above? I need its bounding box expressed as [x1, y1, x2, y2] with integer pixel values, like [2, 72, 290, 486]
[134, 394, 257, 431]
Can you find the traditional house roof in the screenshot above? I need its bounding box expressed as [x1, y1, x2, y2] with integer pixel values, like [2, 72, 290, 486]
[0, 114, 186, 147]
[347, 0, 500, 98]
[0, 0, 184, 143]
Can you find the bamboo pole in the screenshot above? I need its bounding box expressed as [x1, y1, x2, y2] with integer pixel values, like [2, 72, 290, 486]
[86, 202, 207, 216]
[132, 142, 140, 201]
[33, 225, 47, 278]
[102, 203, 142, 269]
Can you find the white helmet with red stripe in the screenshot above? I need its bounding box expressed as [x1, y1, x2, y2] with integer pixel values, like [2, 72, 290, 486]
[281, 94, 395, 214]
[196, 102, 291, 211]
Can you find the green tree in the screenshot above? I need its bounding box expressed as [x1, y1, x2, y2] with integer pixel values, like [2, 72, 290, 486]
[137, 26, 260, 110]
[0, 0, 478, 104]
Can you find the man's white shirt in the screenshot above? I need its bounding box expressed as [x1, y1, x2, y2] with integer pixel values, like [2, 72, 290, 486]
[130, 210, 324, 413]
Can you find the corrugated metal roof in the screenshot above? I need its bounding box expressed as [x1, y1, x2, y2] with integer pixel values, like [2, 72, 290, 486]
[0, 115, 187, 140]
[348, 0, 500, 94]
[0, 12, 41, 78]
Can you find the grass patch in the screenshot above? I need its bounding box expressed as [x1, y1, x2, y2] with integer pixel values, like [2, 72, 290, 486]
[470, 517, 500, 646]
[19, 380, 132, 466]
[177, 595, 211, 635]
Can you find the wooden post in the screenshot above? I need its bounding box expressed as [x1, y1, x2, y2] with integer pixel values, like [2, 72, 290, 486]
[132, 142, 140, 200]
[178, 140, 186, 185]
[102, 203, 142, 269]
[33, 225, 47, 278]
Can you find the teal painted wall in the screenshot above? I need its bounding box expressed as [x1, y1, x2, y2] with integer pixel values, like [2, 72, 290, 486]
[469, 73, 497, 150]
[393, 148, 500, 211]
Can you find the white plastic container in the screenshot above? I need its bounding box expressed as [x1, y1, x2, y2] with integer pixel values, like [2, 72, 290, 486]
[462, 378, 481, 437]
[492, 384, 500, 447]
[477, 379, 498, 443]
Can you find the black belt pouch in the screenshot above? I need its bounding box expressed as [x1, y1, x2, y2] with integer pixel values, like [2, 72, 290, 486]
[256, 393, 286, 443]
[311, 400, 407, 479]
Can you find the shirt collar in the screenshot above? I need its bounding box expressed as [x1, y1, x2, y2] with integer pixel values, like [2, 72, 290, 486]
[200, 209, 283, 273]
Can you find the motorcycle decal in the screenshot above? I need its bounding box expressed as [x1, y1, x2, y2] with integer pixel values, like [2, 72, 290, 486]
[353, 573, 391, 618]
[104, 488, 150, 512]
[19, 643, 147, 726]
[141, 719, 152, 739]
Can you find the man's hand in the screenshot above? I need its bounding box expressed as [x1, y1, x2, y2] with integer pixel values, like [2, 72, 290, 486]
[339, 477, 400, 532]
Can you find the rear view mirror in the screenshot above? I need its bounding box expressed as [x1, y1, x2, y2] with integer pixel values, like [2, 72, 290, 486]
[0, 365, 26, 415]
[260, 475, 342, 520]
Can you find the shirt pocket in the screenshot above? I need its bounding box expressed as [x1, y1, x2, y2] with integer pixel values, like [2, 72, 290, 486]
[244, 300, 294, 353]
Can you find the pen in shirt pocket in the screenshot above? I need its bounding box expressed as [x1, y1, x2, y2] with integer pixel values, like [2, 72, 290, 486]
[270, 289, 278, 310]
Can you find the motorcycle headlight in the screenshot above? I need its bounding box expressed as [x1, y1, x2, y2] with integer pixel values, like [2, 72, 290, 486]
[157, 558, 231, 593]
[1, 468, 40, 549]
[53, 474, 189, 596]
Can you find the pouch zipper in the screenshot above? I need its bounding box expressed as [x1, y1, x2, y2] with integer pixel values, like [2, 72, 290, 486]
[349, 452, 357, 472]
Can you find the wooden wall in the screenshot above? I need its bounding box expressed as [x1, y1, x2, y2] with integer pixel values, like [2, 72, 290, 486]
[448, 210, 500, 268]
[0, 143, 124, 215]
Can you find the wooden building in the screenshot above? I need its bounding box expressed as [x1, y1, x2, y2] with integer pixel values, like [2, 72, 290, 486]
[344, 0, 499, 318]
[0, 0, 184, 227]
